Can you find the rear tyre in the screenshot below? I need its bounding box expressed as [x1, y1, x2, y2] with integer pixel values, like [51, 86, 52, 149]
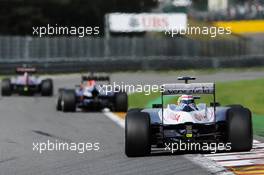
[1, 79, 12, 96]
[41, 79, 53, 96]
[114, 92, 128, 112]
[226, 107, 253, 152]
[56, 89, 64, 111]
[61, 90, 76, 112]
[125, 111, 151, 157]
[226, 104, 244, 108]
[127, 108, 142, 113]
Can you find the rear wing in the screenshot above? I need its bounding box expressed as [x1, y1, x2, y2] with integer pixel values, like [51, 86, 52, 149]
[159, 77, 217, 138]
[160, 82, 216, 125]
[163, 83, 215, 95]
[81, 76, 110, 82]
[16, 67, 37, 74]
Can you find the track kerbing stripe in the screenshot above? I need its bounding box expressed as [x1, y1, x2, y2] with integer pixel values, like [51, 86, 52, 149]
[104, 112, 125, 128]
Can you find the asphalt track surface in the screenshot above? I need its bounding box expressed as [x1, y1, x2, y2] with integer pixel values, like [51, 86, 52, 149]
[0, 71, 263, 175]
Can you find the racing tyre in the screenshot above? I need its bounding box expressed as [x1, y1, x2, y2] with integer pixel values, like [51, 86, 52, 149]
[61, 90, 76, 112]
[226, 107, 253, 152]
[56, 89, 64, 111]
[41, 79, 53, 96]
[1, 79, 12, 96]
[127, 108, 142, 113]
[125, 111, 151, 157]
[114, 92, 128, 112]
[226, 104, 244, 108]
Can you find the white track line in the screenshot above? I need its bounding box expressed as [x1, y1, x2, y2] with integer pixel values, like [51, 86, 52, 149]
[103, 112, 234, 175]
[104, 112, 125, 128]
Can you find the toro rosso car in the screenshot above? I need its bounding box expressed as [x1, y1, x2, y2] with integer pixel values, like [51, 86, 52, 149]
[1, 67, 53, 96]
[57, 75, 128, 112]
[125, 77, 252, 157]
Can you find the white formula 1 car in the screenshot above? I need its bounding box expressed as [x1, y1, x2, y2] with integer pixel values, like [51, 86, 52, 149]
[125, 77, 252, 157]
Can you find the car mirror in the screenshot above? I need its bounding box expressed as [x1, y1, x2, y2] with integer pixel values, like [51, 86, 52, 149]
[210, 102, 220, 107]
[152, 104, 163, 108]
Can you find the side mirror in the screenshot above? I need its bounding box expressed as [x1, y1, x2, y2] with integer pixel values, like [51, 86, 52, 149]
[152, 104, 163, 108]
[210, 102, 221, 107]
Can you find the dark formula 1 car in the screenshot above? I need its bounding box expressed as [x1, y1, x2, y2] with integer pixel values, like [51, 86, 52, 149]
[1, 67, 53, 96]
[57, 75, 128, 112]
[125, 77, 252, 157]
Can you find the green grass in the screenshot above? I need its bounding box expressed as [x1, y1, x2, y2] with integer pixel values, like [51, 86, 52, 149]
[213, 79, 264, 114]
[253, 115, 264, 136]
[128, 92, 160, 109]
[129, 78, 264, 114]
[128, 78, 264, 137]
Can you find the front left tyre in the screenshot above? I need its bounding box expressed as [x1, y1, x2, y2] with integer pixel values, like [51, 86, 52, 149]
[41, 79, 53, 96]
[56, 89, 64, 111]
[1, 78, 12, 96]
[125, 111, 151, 157]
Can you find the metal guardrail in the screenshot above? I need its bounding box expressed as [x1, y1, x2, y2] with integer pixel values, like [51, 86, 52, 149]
[0, 55, 263, 74]
[0, 36, 263, 73]
[1, 36, 263, 59]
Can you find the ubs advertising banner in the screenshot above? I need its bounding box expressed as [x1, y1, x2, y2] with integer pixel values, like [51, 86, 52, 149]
[108, 13, 187, 32]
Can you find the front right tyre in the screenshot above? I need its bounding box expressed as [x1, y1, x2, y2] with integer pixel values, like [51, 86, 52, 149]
[226, 107, 253, 152]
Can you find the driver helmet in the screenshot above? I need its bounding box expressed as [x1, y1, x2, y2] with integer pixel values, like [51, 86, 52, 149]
[86, 80, 96, 87]
[178, 95, 197, 112]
